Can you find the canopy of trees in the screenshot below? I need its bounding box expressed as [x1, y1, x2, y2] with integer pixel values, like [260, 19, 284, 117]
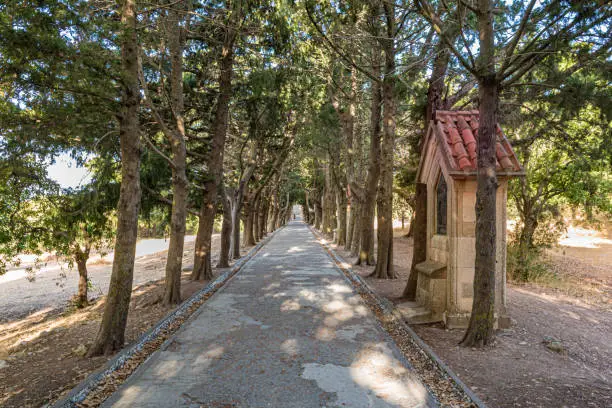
[1, 0, 610, 351]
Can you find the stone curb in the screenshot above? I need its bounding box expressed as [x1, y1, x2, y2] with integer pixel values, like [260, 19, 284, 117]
[52, 226, 283, 408]
[309, 225, 488, 408]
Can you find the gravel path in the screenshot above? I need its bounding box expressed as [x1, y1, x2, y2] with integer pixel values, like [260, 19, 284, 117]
[103, 222, 436, 408]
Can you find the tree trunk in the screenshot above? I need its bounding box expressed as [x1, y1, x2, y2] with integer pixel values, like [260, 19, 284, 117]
[88, 0, 141, 356]
[351, 201, 362, 257]
[345, 201, 355, 249]
[75, 247, 90, 308]
[425, 41, 451, 123]
[244, 196, 256, 246]
[192, 7, 237, 280]
[515, 207, 538, 279]
[163, 4, 188, 305]
[403, 183, 427, 299]
[268, 189, 278, 232]
[406, 213, 415, 237]
[372, 6, 397, 279]
[230, 195, 241, 259]
[257, 197, 267, 240]
[314, 200, 322, 230]
[336, 189, 347, 246]
[321, 161, 336, 237]
[278, 192, 290, 228]
[305, 191, 313, 224]
[252, 195, 260, 242]
[408, 27, 455, 282]
[261, 196, 270, 235]
[519, 215, 537, 255]
[282, 194, 292, 226]
[357, 50, 382, 266]
[229, 140, 259, 258]
[217, 182, 232, 268]
[302, 203, 310, 224]
[346, 200, 358, 252]
[461, 0, 498, 347]
[192, 206, 215, 280]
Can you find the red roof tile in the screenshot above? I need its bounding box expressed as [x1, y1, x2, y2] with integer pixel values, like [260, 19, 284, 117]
[434, 110, 522, 174]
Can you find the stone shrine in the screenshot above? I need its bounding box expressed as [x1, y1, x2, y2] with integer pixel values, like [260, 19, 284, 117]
[406, 110, 524, 328]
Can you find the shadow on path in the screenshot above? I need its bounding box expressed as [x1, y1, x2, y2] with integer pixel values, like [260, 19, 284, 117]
[103, 222, 435, 408]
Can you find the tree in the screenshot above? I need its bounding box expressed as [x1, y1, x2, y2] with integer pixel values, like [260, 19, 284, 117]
[44, 184, 118, 308]
[192, 0, 242, 281]
[88, 0, 142, 356]
[505, 48, 612, 278]
[371, 0, 398, 279]
[138, 1, 190, 305]
[417, 0, 612, 346]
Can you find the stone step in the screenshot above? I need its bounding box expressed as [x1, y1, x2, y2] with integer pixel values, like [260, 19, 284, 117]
[396, 301, 443, 325]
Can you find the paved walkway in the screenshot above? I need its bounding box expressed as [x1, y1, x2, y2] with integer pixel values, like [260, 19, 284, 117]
[104, 222, 435, 408]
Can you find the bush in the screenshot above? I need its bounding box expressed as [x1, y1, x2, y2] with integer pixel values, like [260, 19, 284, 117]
[506, 244, 556, 283]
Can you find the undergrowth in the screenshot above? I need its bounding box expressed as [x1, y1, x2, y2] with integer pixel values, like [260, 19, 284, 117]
[506, 245, 557, 283]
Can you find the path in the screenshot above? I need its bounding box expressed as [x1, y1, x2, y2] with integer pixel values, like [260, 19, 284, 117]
[103, 222, 435, 408]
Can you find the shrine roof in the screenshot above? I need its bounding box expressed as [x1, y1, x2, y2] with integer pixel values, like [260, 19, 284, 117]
[432, 110, 523, 176]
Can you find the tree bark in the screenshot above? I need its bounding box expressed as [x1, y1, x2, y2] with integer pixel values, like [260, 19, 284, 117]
[192, 204, 215, 280]
[345, 201, 355, 249]
[357, 49, 382, 266]
[252, 194, 261, 242]
[321, 161, 336, 236]
[230, 193, 242, 258]
[350, 203, 362, 256]
[257, 197, 267, 239]
[425, 40, 452, 123]
[329, 66, 356, 249]
[335, 188, 347, 246]
[282, 193, 292, 226]
[405, 213, 415, 237]
[304, 190, 312, 224]
[260, 196, 268, 235]
[163, 3, 188, 305]
[229, 141, 259, 258]
[88, 0, 141, 356]
[461, 0, 498, 347]
[519, 214, 537, 254]
[371, 3, 397, 279]
[403, 183, 427, 299]
[277, 192, 290, 229]
[192, 9, 237, 280]
[302, 202, 310, 224]
[314, 199, 322, 230]
[268, 185, 279, 232]
[243, 193, 256, 246]
[75, 246, 90, 308]
[217, 182, 232, 268]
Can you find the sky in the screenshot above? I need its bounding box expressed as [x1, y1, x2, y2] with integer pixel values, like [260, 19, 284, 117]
[46, 153, 92, 189]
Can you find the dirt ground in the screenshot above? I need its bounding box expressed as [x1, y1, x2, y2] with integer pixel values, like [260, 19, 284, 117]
[332, 230, 611, 408]
[1, 225, 609, 407]
[0, 235, 213, 322]
[0, 236, 251, 408]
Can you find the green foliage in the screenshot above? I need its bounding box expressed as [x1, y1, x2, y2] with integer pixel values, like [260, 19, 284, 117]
[505, 45, 612, 249]
[506, 245, 555, 283]
[1, 0, 610, 282]
[0, 151, 58, 273]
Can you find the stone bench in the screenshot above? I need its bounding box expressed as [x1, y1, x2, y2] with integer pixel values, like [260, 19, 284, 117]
[415, 260, 447, 319]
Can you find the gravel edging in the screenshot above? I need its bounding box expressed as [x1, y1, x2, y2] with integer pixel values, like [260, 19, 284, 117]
[52, 227, 283, 408]
[309, 225, 487, 408]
